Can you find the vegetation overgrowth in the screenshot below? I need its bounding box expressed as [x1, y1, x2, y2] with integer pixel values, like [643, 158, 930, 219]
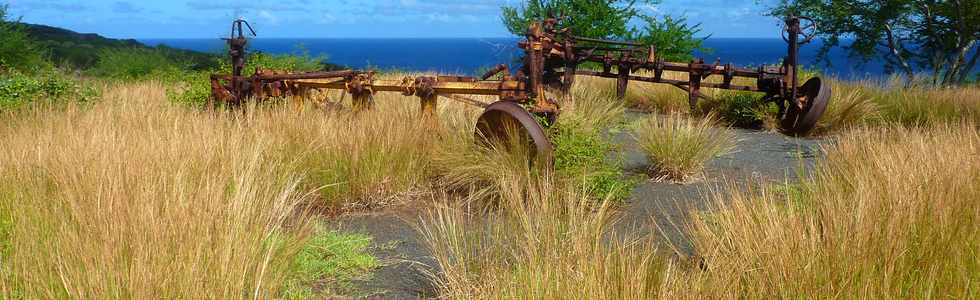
[421, 121, 980, 299]
[3, 2, 980, 298]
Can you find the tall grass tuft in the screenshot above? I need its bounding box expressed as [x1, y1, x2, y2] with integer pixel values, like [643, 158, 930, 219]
[419, 173, 670, 298]
[811, 82, 880, 135]
[633, 113, 735, 181]
[0, 83, 314, 298]
[671, 124, 980, 298]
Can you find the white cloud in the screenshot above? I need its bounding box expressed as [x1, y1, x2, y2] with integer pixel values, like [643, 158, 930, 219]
[258, 10, 279, 25]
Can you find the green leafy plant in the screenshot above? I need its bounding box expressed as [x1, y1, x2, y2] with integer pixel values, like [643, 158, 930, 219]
[552, 123, 634, 202]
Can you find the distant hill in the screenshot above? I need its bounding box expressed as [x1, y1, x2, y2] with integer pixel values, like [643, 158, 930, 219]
[23, 23, 220, 70]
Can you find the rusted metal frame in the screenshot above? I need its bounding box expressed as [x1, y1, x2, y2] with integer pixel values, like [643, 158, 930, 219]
[577, 54, 776, 78]
[615, 51, 633, 99]
[289, 79, 515, 96]
[575, 70, 761, 92]
[784, 17, 802, 110]
[667, 82, 713, 102]
[522, 22, 560, 115]
[688, 60, 703, 110]
[439, 94, 490, 108]
[253, 70, 357, 81]
[571, 35, 642, 46]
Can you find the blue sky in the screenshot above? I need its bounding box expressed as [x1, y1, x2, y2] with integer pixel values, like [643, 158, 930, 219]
[5, 0, 784, 39]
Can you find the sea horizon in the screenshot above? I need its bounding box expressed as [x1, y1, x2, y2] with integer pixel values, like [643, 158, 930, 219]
[140, 37, 966, 80]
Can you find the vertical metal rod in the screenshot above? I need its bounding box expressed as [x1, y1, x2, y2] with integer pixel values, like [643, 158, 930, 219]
[420, 93, 439, 126]
[787, 17, 800, 107]
[689, 61, 702, 111]
[616, 64, 630, 100]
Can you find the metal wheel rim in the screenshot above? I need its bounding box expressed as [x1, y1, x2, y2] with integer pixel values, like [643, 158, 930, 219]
[474, 101, 554, 165]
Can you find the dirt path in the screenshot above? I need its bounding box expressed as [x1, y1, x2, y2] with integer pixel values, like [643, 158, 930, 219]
[332, 116, 824, 299]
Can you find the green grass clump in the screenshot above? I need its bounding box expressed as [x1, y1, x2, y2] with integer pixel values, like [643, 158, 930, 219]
[552, 124, 633, 201]
[700, 92, 777, 129]
[282, 228, 378, 299]
[633, 113, 735, 181]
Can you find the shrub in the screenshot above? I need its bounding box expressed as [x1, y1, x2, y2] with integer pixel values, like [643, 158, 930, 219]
[219, 51, 325, 75]
[0, 71, 97, 110]
[164, 70, 212, 106]
[633, 113, 735, 181]
[88, 47, 184, 80]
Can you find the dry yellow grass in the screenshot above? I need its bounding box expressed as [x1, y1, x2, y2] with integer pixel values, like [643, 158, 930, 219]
[422, 122, 980, 299]
[668, 124, 980, 298]
[0, 77, 485, 298]
[0, 82, 315, 298]
[633, 113, 735, 181]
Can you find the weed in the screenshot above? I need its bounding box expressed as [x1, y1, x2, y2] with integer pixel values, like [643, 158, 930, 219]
[281, 228, 378, 299]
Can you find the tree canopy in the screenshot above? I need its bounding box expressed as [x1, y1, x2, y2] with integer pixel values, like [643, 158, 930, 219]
[501, 0, 707, 62]
[771, 0, 980, 85]
[0, 5, 47, 72]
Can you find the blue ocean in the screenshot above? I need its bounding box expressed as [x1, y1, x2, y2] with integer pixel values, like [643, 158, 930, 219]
[140, 38, 961, 80]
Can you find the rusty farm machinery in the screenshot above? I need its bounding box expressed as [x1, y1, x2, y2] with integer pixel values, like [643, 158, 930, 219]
[210, 16, 831, 163]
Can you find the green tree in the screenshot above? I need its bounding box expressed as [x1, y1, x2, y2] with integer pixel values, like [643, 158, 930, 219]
[501, 0, 654, 39]
[771, 0, 979, 86]
[629, 15, 708, 62]
[501, 0, 707, 61]
[0, 4, 47, 72]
